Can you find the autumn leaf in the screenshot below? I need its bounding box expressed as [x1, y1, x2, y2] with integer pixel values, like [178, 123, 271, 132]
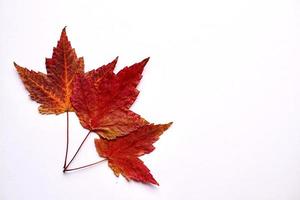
[14, 27, 173, 185]
[71, 58, 149, 139]
[94, 123, 172, 185]
[15, 27, 84, 114]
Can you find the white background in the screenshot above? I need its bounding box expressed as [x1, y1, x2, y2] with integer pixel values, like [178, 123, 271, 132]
[1, 0, 300, 199]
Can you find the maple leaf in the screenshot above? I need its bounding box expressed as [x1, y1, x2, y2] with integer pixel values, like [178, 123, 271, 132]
[94, 123, 172, 185]
[14, 28, 173, 185]
[15, 27, 84, 114]
[71, 58, 149, 139]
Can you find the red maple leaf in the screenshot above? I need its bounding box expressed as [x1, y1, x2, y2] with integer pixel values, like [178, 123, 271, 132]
[95, 123, 172, 185]
[71, 58, 149, 139]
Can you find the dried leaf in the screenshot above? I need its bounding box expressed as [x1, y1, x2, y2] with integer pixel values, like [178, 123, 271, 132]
[15, 27, 84, 114]
[14, 28, 173, 186]
[95, 123, 172, 185]
[71, 58, 149, 139]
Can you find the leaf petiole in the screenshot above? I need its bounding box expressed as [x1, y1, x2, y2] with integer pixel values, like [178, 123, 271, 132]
[63, 111, 70, 169]
[63, 130, 92, 173]
[64, 159, 106, 172]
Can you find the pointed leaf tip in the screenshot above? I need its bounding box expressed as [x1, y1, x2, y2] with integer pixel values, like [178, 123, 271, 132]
[60, 26, 68, 40]
[113, 56, 119, 64]
[62, 26, 67, 32]
[143, 57, 150, 65]
[153, 179, 159, 186]
[166, 122, 173, 128]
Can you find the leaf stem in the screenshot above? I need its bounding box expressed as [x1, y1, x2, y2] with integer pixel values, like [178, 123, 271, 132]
[63, 131, 91, 173]
[63, 111, 69, 169]
[64, 159, 106, 172]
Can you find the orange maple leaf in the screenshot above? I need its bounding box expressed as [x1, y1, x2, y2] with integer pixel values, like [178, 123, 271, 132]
[15, 27, 84, 114]
[95, 123, 172, 185]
